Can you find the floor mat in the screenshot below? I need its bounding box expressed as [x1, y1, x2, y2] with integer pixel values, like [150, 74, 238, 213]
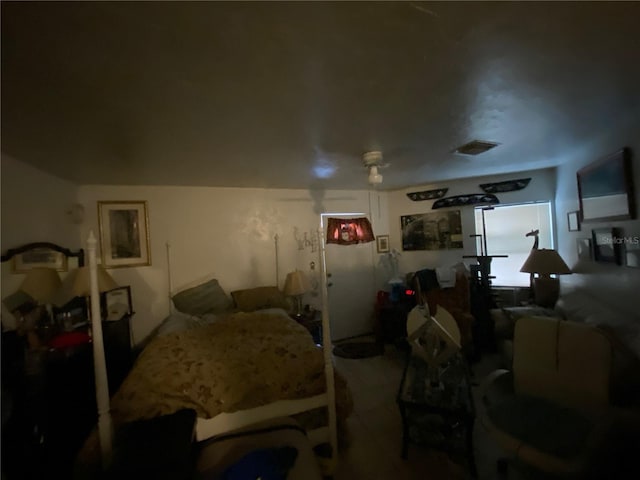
[333, 341, 384, 359]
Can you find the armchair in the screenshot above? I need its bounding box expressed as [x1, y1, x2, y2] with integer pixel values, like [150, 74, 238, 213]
[480, 315, 616, 475]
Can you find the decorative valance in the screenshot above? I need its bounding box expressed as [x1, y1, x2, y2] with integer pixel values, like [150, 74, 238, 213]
[326, 217, 374, 245]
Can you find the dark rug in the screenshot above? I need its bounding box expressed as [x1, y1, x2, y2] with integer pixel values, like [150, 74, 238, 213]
[333, 341, 384, 359]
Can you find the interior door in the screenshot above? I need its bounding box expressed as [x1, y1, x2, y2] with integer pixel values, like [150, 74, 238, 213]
[323, 216, 377, 341]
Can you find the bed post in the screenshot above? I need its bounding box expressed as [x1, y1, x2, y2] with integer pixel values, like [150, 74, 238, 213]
[318, 227, 338, 472]
[87, 231, 113, 467]
[274, 233, 280, 286]
[166, 242, 174, 314]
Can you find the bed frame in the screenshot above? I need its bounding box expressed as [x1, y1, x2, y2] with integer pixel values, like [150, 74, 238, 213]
[1, 241, 85, 266]
[86, 229, 338, 472]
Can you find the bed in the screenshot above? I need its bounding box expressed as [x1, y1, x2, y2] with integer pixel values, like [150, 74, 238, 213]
[110, 306, 352, 440]
[78, 231, 350, 477]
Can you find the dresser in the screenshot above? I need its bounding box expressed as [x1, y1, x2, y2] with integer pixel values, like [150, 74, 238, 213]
[1, 315, 133, 479]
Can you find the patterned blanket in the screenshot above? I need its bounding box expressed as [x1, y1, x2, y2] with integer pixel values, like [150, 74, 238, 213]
[75, 310, 352, 477]
[110, 310, 352, 426]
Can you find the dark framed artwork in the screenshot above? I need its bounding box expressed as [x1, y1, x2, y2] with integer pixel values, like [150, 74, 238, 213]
[576, 238, 593, 261]
[401, 210, 463, 251]
[577, 148, 635, 223]
[592, 228, 623, 265]
[567, 211, 580, 232]
[98, 201, 151, 268]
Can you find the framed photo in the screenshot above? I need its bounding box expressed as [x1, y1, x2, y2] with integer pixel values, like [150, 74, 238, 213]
[102, 286, 133, 321]
[376, 235, 390, 253]
[98, 201, 151, 268]
[12, 247, 68, 273]
[577, 148, 635, 223]
[400, 210, 463, 251]
[625, 236, 640, 268]
[592, 228, 622, 265]
[576, 238, 593, 261]
[567, 211, 580, 232]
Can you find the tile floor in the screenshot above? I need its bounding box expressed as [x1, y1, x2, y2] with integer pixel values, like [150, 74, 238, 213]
[330, 342, 554, 480]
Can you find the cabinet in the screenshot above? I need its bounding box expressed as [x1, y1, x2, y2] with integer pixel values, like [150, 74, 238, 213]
[1, 315, 133, 479]
[291, 310, 323, 345]
[375, 294, 415, 345]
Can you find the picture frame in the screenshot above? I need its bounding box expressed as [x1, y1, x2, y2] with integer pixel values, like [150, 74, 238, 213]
[577, 148, 635, 223]
[567, 211, 580, 232]
[12, 247, 68, 273]
[576, 238, 593, 261]
[625, 237, 640, 268]
[401, 210, 463, 251]
[102, 285, 133, 321]
[592, 228, 622, 265]
[98, 201, 151, 268]
[376, 235, 390, 253]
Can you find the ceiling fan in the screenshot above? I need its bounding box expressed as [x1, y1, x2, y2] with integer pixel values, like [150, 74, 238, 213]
[362, 150, 389, 185]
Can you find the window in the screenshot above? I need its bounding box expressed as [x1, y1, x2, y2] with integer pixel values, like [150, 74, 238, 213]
[473, 202, 554, 286]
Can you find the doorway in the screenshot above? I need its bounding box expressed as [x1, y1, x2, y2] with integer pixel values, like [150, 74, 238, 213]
[320, 213, 377, 341]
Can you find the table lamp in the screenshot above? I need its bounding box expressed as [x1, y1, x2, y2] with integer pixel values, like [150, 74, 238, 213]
[19, 267, 62, 320]
[284, 270, 311, 317]
[520, 248, 571, 308]
[53, 265, 118, 320]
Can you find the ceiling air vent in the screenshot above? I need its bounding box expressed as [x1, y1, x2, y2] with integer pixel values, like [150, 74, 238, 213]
[454, 140, 499, 156]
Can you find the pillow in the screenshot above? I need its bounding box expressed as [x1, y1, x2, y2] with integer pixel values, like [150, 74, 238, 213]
[172, 276, 232, 316]
[230, 286, 289, 312]
[156, 312, 204, 336]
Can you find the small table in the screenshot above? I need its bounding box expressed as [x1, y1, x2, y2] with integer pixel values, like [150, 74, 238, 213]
[290, 310, 323, 345]
[397, 352, 477, 477]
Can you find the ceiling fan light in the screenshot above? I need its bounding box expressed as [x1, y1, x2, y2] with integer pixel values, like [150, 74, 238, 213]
[368, 166, 383, 185]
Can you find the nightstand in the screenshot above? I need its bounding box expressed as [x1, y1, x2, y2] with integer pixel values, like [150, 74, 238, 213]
[290, 310, 322, 345]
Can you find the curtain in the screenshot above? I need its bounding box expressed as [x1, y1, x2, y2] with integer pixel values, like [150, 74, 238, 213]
[326, 217, 374, 245]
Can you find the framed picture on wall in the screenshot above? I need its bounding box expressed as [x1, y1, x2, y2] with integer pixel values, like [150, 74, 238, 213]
[11, 247, 68, 273]
[576, 238, 593, 261]
[376, 235, 390, 253]
[577, 148, 636, 223]
[592, 228, 622, 265]
[102, 286, 133, 321]
[400, 210, 463, 251]
[625, 238, 640, 268]
[567, 211, 580, 232]
[98, 201, 151, 268]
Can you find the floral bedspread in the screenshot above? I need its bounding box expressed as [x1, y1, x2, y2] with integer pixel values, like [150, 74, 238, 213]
[110, 310, 352, 426]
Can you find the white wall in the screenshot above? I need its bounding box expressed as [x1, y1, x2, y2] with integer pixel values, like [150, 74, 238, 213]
[555, 125, 640, 321]
[1, 154, 81, 329]
[387, 168, 557, 279]
[77, 185, 389, 343]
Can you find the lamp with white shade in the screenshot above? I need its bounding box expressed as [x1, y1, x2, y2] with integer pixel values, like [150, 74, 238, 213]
[283, 270, 311, 317]
[519, 248, 571, 308]
[53, 265, 118, 325]
[19, 267, 62, 320]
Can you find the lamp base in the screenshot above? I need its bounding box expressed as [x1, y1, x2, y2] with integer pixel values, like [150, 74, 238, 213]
[533, 277, 560, 308]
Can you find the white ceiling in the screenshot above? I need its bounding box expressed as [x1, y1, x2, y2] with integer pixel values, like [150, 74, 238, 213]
[2, 1, 639, 191]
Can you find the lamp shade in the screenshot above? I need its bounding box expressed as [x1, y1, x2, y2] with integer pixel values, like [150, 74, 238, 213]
[53, 265, 118, 307]
[520, 249, 571, 276]
[283, 270, 311, 296]
[20, 267, 62, 304]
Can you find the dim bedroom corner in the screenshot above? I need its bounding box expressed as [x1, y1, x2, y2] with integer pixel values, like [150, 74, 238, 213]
[0, 233, 355, 480]
[93, 225, 355, 479]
